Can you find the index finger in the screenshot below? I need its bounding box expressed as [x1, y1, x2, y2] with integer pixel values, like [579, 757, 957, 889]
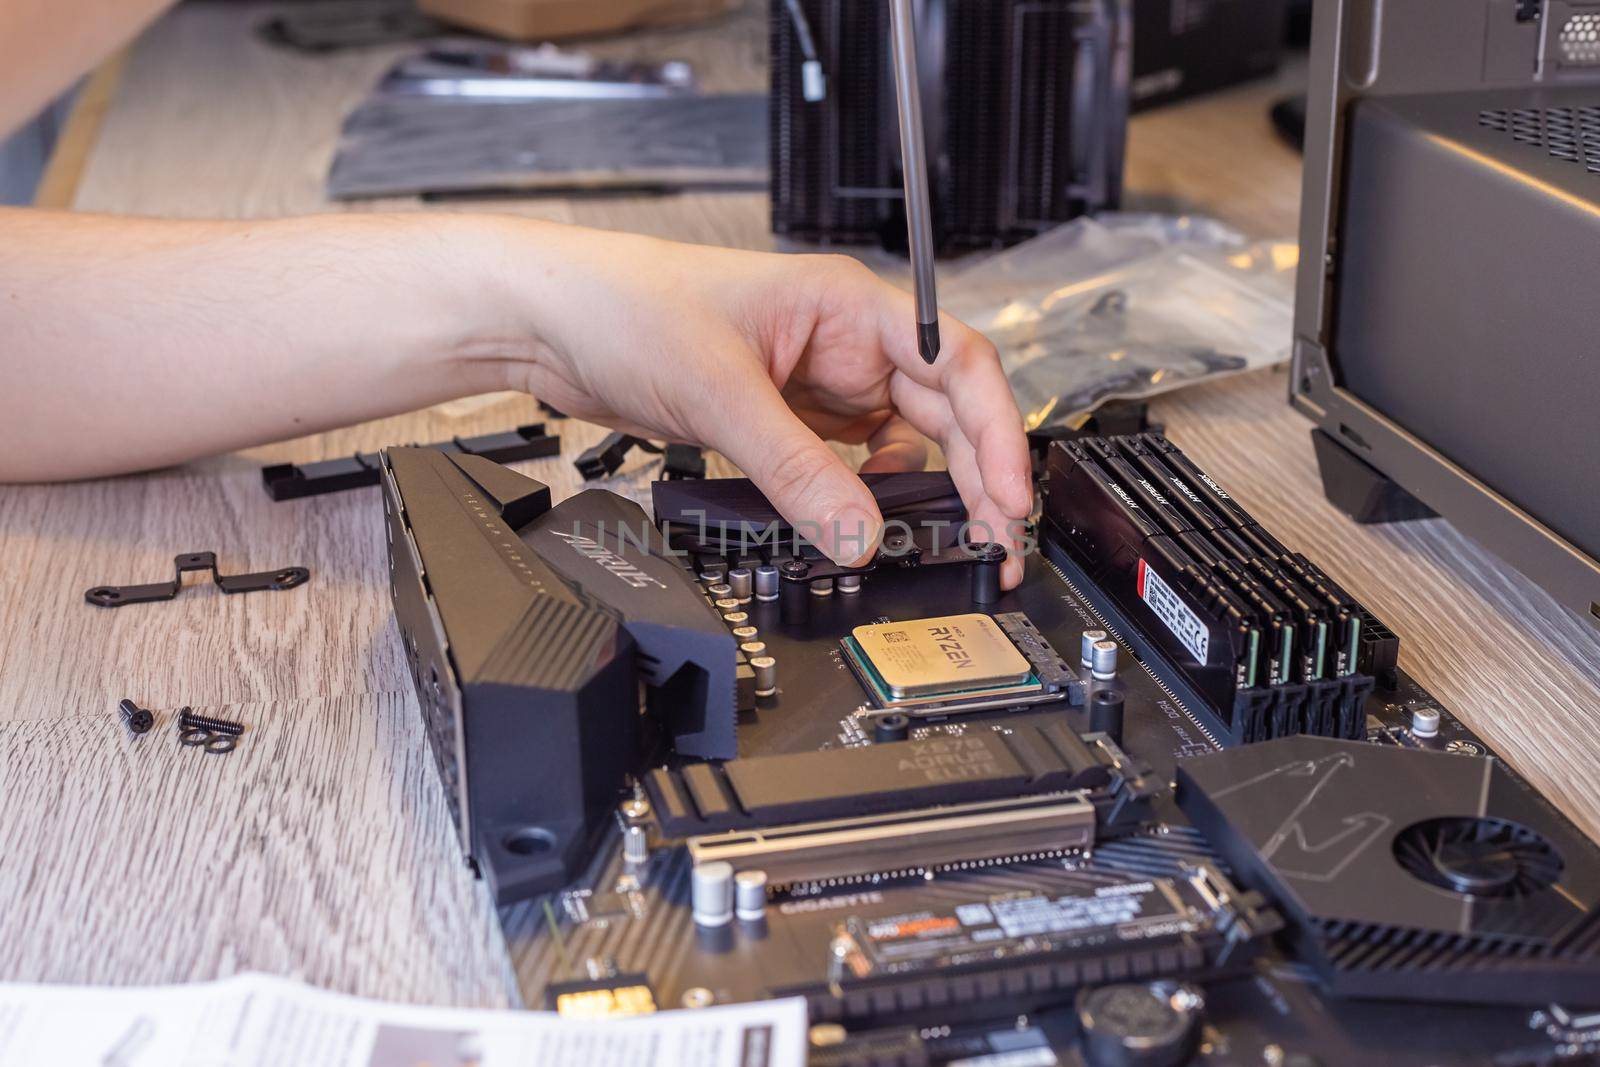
[876, 298, 1032, 519]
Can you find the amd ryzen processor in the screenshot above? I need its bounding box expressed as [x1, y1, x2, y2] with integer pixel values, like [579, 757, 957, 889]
[848, 614, 1032, 699]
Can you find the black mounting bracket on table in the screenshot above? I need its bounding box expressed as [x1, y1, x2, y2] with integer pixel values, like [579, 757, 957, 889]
[85, 552, 311, 608]
[575, 433, 706, 482]
[261, 423, 560, 501]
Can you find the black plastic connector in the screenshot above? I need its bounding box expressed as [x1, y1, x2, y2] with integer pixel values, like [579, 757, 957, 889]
[575, 432, 642, 481]
[262, 423, 558, 501]
[662, 444, 707, 480]
[1357, 607, 1401, 687]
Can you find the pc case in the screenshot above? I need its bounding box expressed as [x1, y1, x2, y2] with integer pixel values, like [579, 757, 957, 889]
[1293, 0, 1600, 627]
[769, 0, 1130, 252]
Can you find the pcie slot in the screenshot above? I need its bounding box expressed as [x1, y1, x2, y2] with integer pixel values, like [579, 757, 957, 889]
[687, 794, 1097, 885]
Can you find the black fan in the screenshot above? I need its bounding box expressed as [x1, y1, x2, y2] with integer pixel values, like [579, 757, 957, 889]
[1394, 817, 1564, 899]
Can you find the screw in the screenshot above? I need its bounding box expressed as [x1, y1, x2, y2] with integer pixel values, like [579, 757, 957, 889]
[117, 699, 154, 736]
[177, 707, 244, 737]
[972, 541, 1007, 563]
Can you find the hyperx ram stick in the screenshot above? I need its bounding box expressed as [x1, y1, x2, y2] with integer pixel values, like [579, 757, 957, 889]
[1043, 436, 1379, 743]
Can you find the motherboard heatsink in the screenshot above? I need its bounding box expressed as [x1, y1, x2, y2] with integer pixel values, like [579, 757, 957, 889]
[1178, 735, 1600, 1007]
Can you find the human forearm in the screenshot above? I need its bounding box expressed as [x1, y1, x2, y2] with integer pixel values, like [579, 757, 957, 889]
[0, 209, 534, 481]
[0, 207, 1031, 581]
[0, 0, 174, 139]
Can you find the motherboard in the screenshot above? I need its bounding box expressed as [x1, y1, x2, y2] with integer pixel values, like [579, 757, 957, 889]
[380, 433, 1600, 1066]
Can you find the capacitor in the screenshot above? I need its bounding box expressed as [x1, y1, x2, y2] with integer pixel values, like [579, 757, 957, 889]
[836, 574, 863, 594]
[754, 564, 781, 602]
[1076, 981, 1203, 1067]
[810, 577, 834, 598]
[873, 712, 911, 743]
[698, 562, 727, 583]
[734, 869, 769, 921]
[691, 861, 735, 927]
[727, 568, 754, 601]
[1089, 688, 1125, 744]
[809, 1024, 848, 1048]
[740, 641, 767, 658]
[1411, 706, 1441, 738]
[707, 582, 733, 600]
[714, 597, 741, 613]
[722, 611, 749, 626]
[969, 542, 1006, 604]
[1081, 629, 1108, 668]
[731, 625, 759, 641]
[1091, 639, 1119, 680]
[623, 824, 650, 865]
[750, 655, 777, 696]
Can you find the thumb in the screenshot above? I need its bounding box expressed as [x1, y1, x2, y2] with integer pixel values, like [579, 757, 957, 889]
[711, 388, 883, 567]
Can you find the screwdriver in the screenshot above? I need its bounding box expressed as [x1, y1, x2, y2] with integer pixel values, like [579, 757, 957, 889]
[888, 0, 941, 364]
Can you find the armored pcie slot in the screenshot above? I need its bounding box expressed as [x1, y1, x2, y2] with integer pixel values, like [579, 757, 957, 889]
[685, 794, 1098, 885]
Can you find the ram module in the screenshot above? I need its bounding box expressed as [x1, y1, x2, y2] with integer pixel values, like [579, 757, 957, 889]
[1087, 441, 1304, 686]
[1127, 434, 1364, 679]
[1140, 433, 1285, 558]
[1046, 443, 1264, 701]
[1279, 554, 1362, 678]
[1046, 434, 1388, 743]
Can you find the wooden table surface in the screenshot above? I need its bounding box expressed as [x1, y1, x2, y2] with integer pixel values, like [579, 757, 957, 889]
[4, 0, 1598, 1011]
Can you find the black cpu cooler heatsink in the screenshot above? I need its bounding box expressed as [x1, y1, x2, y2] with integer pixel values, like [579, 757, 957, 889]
[769, 0, 1129, 252]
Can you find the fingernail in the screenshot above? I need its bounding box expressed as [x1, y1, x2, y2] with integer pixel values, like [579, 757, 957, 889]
[821, 507, 880, 566]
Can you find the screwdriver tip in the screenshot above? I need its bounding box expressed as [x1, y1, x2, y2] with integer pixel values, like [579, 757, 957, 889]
[917, 321, 941, 365]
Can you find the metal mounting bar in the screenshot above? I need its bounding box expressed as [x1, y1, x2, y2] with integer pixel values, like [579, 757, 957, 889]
[85, 552, 310, 608]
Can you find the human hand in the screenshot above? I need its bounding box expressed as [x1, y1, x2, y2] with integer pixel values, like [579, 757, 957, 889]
[489, 226, 1033, 587]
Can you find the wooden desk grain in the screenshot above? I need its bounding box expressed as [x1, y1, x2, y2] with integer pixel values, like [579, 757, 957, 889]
[4, 0, 1597, 1012]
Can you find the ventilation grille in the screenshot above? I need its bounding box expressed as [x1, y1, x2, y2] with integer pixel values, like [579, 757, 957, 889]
[1478, 105, 1600, 172]
[1559, 12, 1600, 66]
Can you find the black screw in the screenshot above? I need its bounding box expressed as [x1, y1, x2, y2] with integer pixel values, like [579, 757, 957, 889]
[177, 707, 245, 737]
[118, 699, 154, 736]
[970, 541, 1007, 563]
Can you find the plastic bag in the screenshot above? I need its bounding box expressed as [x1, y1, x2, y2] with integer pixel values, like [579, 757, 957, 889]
[939, 214, 1298, 430]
